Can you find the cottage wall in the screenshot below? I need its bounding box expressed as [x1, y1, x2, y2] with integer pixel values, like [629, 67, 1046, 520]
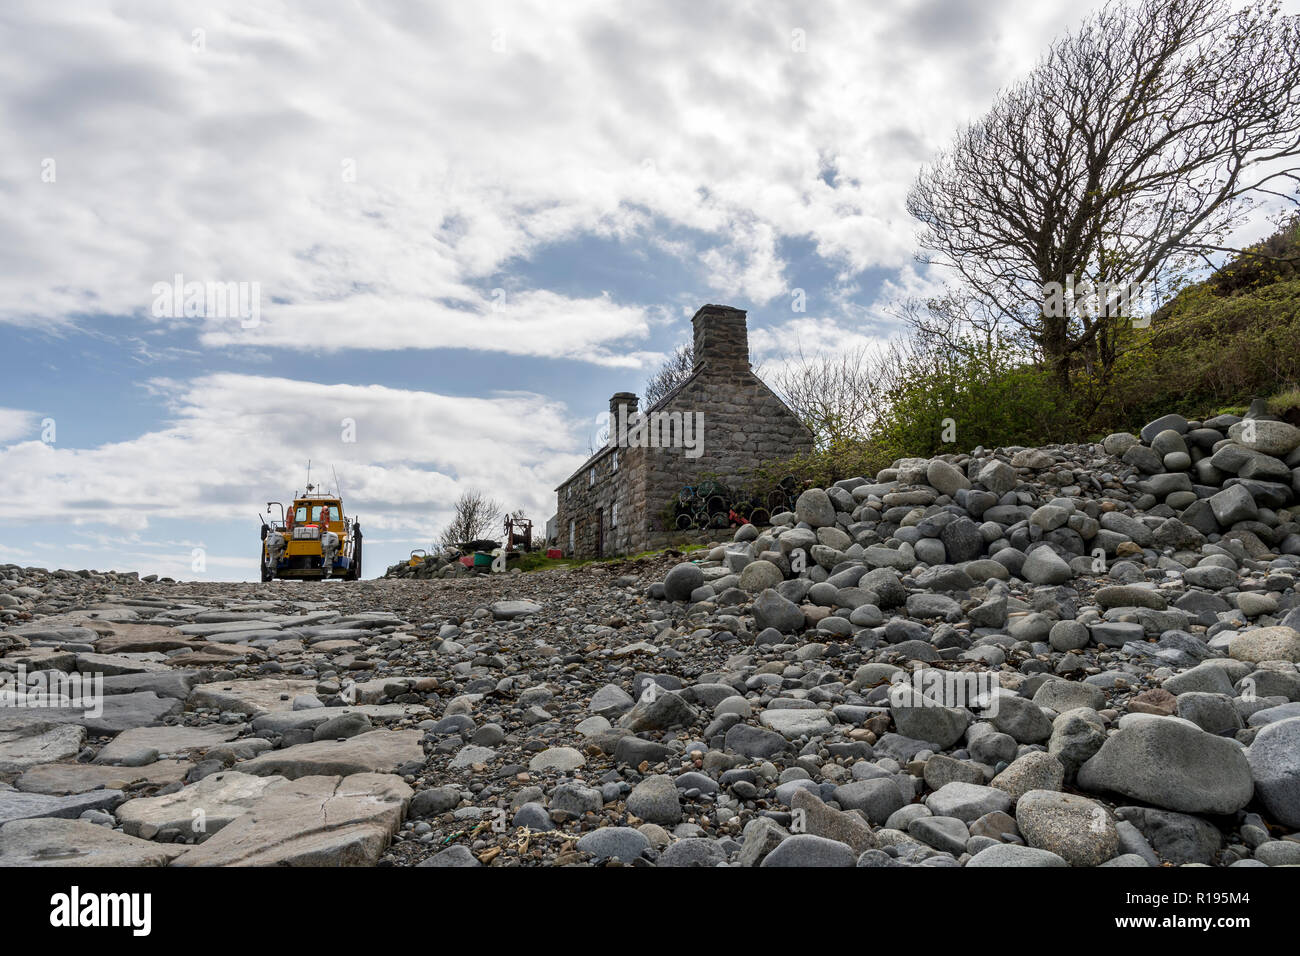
[553, 304, 814, 559]
[554, 447, 635, 559]
[640, 373, 812, 541]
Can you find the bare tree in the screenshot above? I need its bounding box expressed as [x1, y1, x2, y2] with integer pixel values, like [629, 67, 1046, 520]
[643, 344, 694, 406]
[908, 0, 1300, 386]
[438, 490, 502, 550]
[768, 343, 887, 447]
[890, 290, 1011, 362]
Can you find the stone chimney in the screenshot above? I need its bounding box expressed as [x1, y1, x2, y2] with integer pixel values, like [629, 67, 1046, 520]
[609, 391, 638, 421]
[691, 304, 750, 375]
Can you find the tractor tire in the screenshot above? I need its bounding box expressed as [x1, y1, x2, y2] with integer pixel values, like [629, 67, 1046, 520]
[260, 549, 272, 582]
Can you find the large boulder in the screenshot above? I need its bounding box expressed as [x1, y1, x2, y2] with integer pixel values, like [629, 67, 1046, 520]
[926, 459, 971, 497]
[1247, 717, 1300, 828]
[1229, 419, 1300, 456]
[1021, 546, 1073, 585]
[626, 774, 682, 826]
[739, 560, 784, 593]
[0, 818, 185, 867]
[794, 489, 836, 528]
[759, 833, 856, 867]
[1015, 789, 1119, 867]
[889, 684, 971, 749]
[976, 460, 1017, 496]
[1209, 484, 1259, 526]
[115, 771, 280, 839]
[1076, 716, 1253, 814]
[234, 730, 423, 779]
[966, 844, 1068, 867]
[663, 563, 704, 602]
[753, 589, 805, 633]
[1140, 414, 1189, 443]
[172, 772, 411, 866]
[1230, 626, 1300, 664]
[925, 782, 1012, 822]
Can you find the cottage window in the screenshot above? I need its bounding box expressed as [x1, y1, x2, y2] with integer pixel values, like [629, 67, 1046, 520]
[589, 468, 595, 486]
[611, 502, 618, 527]
[612, 449, 619, 472]
[569, 520, 575, 551]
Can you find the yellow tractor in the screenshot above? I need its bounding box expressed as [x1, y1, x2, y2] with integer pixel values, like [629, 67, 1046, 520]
[260, 484, 362, 581]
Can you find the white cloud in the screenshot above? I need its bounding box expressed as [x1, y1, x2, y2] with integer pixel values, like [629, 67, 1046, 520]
[0, 409, 38, 443]
[0, 542, 40, 564]
[0, 0, 1132, 356]
[0, 374, 586, 536]
[197, 290, 660, 367]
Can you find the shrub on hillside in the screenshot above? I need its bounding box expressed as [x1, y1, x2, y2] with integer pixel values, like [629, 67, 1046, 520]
[1104, 279, 1300, 427]
[751, 334, 1078, 488]
[872, 339, 1078, 456]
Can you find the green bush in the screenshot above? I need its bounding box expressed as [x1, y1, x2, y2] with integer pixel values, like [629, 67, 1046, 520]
[749, 335, 1078, 488]
[1268, 387, 1300, 416]
[749, 437, 896, 492]
[873, 342, 1078, 456]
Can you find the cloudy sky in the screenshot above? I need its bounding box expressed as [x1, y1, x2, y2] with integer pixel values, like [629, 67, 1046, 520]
[0, 0, 1292, 579]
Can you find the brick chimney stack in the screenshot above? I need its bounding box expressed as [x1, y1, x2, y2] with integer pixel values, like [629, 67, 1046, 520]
[691, 304, 750, 375]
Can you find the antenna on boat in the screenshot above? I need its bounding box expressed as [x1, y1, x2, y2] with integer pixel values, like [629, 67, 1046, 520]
[332, 466, 345, 500]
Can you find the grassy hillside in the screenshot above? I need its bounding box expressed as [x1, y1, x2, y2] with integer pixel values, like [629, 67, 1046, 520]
[1102, 277, 1300, 432]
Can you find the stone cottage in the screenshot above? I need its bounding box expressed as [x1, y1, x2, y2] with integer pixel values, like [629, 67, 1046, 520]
[553, 304, 814, 558]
